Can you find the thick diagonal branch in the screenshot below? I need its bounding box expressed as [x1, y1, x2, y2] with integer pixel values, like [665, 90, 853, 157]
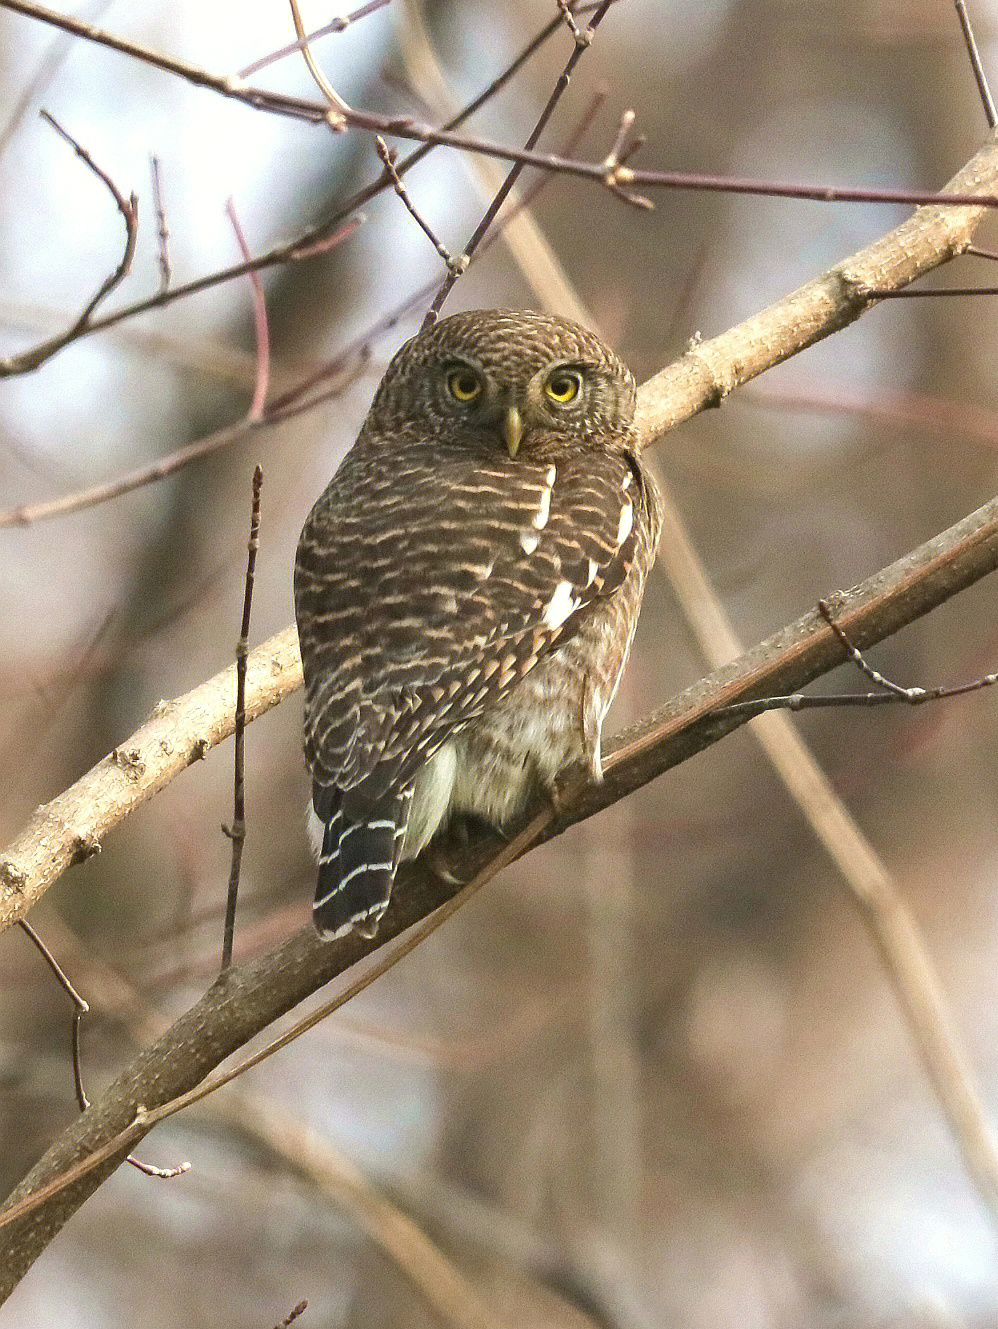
[0, 493, 995, 1297]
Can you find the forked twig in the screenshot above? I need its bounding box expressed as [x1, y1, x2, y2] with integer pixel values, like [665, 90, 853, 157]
[0, 110, 139, 374]
[817, 597, 997, 703]
[17, 919, 189, 1179]
[715, 597, 997, 719]
[599, 107, 651, 209]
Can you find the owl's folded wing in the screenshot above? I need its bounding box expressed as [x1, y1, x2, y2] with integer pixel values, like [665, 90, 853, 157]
[298, 448, 653, 810]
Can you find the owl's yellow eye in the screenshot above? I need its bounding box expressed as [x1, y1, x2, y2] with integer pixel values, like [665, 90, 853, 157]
[446, 368, 483, 402]
[544, 370, 582, 405]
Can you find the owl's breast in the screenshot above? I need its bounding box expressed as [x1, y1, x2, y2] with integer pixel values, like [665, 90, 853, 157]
[445, 569, 641, 829]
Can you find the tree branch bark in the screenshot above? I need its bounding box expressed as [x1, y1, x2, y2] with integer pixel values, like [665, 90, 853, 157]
[0, 490, 994, 1298]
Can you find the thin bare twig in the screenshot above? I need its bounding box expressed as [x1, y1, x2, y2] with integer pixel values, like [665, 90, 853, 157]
[5, 109, 140, 374]
[225, 200, 270, 420]
[239, 0, 391, 77]
[287, 0, 351, 128]
[375, 137, 465, 274]
[220, 466, 263, 972]
[743, 381, 998, 455]
[421, 0, 614, 326]
[272, 1302, 308, 1329]
[871, 284, 998, 296]
[716, 677, 998, 720]
[558, 0, 590, 43]
[17, 919, 88, 1023]
[16, 919, 190, 1179]
[0, 416, 269, 528]
[39, 110, 137, 322]
[954, 0, 998, 130]
[150, 155, 171, 293]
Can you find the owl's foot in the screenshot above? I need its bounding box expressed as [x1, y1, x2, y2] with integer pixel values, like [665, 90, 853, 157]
[426, 848, 466, 886]
[544, 766, 592, 822]
[425, 815, 507, 886]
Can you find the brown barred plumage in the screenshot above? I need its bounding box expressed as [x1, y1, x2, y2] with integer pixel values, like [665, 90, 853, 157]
[295, 309, 661, 939]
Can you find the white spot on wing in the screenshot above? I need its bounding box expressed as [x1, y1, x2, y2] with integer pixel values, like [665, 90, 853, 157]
[545, 464, 557, 486]
[616, 501, 633, 546]
[520, 530, 540, 555]
[543, 579, 578, 629]
[533, 482, 552, 530]
[586, 558, 599, 587]
[622, 470, 633, 490]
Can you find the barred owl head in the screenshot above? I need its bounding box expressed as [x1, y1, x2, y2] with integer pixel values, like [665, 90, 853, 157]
[364, 308, 637, 460]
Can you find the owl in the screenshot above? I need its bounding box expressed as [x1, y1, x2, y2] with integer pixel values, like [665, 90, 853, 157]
[295, 309, 662, 940]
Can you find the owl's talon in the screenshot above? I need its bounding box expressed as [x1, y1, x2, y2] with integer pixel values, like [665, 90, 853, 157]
[425, 843, 470, 887]
[546, 778, 568, 817]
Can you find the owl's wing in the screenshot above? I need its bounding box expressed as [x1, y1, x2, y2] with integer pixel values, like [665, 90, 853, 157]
[296, 445, 653, 814]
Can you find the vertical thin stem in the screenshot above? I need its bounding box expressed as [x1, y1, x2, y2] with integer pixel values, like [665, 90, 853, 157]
[220, 465, 264, 972]
[421, 0, 615, 327]
[954, 0, 998, 129]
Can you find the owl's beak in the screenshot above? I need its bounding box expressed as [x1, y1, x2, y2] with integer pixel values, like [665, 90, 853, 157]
[501, 405, 524, 457]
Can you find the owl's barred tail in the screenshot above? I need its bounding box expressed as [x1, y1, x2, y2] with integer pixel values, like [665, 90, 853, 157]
[312, 791, 411, 940]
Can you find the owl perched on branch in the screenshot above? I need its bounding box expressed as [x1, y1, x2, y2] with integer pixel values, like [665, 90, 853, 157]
[295, 309, 662, 940]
